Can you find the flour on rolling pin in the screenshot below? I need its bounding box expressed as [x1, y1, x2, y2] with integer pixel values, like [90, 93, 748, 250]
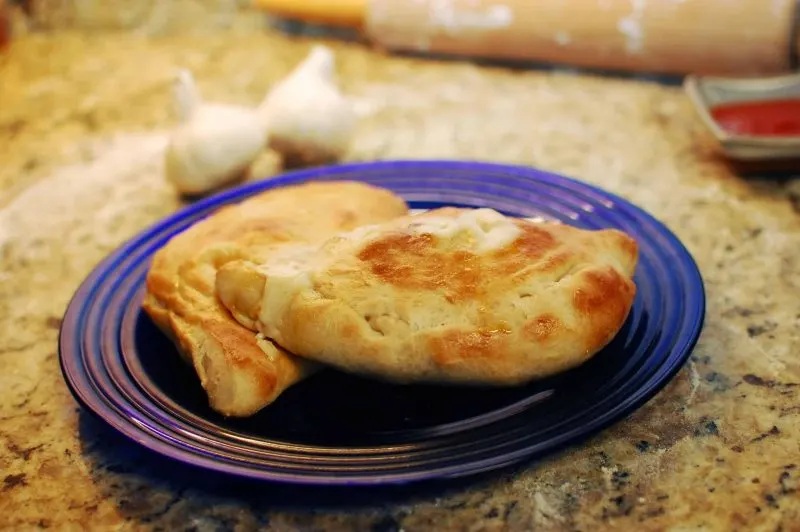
[616, 0, 646, 54]
[361, 0, 799, 76]
[255, 0, 799, 76]
[427, 2, 514, 34]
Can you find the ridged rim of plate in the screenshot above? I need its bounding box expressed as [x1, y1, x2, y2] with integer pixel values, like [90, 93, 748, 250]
[59, 160, 705, 485]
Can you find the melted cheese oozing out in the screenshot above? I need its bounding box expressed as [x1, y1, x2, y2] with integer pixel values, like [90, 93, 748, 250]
[256, 246, 316, 339]
[258, 268, 313, 339]
[408, 208, 522, 252]
[413, 207, 552, 225]
[254, 209, 522, 332]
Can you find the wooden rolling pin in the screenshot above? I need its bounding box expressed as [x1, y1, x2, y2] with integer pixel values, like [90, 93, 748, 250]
[255, 0, 800, 76]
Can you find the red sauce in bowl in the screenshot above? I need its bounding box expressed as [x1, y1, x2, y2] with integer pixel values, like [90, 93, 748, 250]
[710, 99, 800, 137]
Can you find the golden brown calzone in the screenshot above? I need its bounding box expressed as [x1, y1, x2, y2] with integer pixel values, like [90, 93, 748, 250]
[216, 207, 638, 386]
[142, 181, 409, 416]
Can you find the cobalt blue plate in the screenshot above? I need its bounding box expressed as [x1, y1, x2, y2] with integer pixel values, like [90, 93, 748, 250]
[59, 161, 705, 486]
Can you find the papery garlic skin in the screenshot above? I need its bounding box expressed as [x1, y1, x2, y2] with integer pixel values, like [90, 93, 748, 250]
[259, 46, 357, 167]
[165, 70, 266, 195]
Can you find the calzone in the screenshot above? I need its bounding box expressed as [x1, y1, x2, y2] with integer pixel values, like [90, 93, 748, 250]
[216, 207, 638, 386]
[142, 181, 409, 416]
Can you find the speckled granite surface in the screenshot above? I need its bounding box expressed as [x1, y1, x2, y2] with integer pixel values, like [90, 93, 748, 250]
[1, 25, 799, 531]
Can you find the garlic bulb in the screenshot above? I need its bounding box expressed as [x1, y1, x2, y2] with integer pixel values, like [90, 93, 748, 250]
[258, 45, 357, 167]
[165, 69, 266, 195]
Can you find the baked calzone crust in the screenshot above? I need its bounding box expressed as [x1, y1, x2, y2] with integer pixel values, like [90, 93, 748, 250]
[216, 207, 638, 386]
[142, 181, 409, 416]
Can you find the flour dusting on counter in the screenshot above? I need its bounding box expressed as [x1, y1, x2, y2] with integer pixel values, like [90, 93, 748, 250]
[0, 133, 173, 269]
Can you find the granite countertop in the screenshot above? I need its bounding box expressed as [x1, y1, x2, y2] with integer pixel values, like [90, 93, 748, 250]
[1, 27, 799, 531]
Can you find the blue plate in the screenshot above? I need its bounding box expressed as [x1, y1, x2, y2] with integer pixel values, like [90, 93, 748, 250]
[59, 161, 705, 486]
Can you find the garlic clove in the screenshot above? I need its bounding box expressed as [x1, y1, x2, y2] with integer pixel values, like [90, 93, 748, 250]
[173, 68, 202, 123]
[258, 45, 357, 167]
[165, 70, 267, 196]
